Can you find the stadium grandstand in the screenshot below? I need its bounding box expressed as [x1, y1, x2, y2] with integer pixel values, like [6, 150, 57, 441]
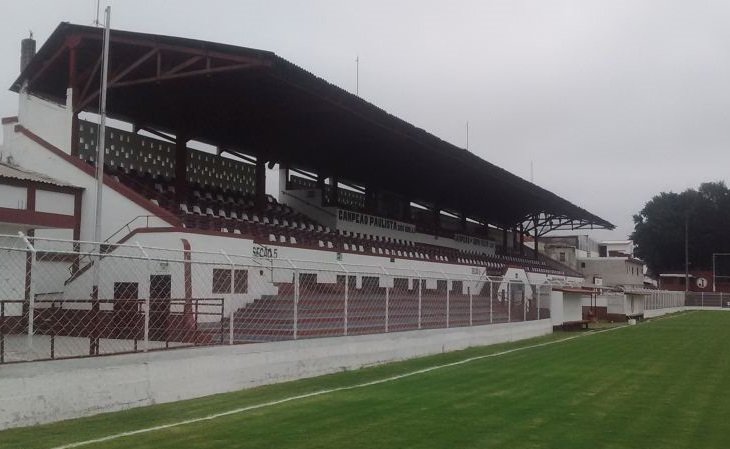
[0, 22, 614, 360]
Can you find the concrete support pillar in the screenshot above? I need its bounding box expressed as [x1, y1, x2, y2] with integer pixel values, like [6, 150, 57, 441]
[502, 227, 508, 253]
[533, 220, 539, 260]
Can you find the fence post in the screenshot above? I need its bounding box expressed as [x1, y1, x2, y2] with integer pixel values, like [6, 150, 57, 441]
[446, 278, 450, 329]
[417, 274, 422, 329]
[341, 267, 349, 336]
[523, 288, 527, 321]
[469, 285, 473, 326]
[228, 308, 234, 345]
[489, 280, 493, 324]
[385, 285, 390, 333]
[701, 292, 704, 308]
[380, 266, 390, 333]
[221, 250, 235, 345]
[507, 282, 512, 323]
[293, 268, 300, 340]
[1, 302, 5, 364]
[136, 243, 152, 352]
[537, 284, 541, 320]
[19, 232, 36, 349]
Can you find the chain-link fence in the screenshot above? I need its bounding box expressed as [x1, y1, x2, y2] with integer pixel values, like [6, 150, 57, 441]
[685, 292, 730, 308]
[0, 233, 553, 364]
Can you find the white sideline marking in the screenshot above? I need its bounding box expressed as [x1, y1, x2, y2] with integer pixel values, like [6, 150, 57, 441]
[49, 316, 680, 449]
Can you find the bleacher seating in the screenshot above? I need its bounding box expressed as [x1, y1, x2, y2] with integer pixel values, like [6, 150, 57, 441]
[105, 164, 566, 276]
[224, 277, 532, 342]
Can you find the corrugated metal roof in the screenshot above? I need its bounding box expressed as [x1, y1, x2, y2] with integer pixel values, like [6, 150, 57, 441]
[0, 162, 80, 188]
[11, 22, 614, 232]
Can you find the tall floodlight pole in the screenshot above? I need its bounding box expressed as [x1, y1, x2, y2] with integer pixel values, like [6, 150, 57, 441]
[713, 253, 716, 292]
[92, 6, 111, 300]
[684, 212, 689, 293]
[355, 56, 359, 96]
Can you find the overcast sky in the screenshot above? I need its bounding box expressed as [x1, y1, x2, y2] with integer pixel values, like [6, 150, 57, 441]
[2, 0, 730, 241]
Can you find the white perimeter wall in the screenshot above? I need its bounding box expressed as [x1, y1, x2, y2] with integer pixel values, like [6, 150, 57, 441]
[0, 319, 552, 430]
[549, 292, 584, 325]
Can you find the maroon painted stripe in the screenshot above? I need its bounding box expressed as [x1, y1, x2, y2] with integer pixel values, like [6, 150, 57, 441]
[0, 207, 76, 228]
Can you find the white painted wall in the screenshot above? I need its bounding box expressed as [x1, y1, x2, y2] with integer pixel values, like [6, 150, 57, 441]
[0, 184, 26, 209]
[2, 122, 172, 242]
[35, 190, 75, 215]
[62, 230, 500, 316]
[550, 291, 564, 324]
[563, 294, 584, 322]
[578, 257, 644, 288]
[17, 91, 73, 153]
[0, 319, 552, 430]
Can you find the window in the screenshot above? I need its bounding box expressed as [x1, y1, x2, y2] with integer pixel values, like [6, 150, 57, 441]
[213, 269, 248, 294]
[559, 252, 566, 262]
[212, 269, 231, 294]
[581, 262, 586, 268]
[234, 270, 248, 294]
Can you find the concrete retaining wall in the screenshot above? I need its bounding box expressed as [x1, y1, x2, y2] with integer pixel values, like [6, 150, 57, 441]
[644, 306, 729, 318]
[0, 319, 551, 430]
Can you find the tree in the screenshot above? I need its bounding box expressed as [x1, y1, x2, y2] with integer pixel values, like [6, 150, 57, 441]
[631, 181, 730, 275]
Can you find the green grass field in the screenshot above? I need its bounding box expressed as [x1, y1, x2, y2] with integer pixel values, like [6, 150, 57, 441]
[2, 311, 730, 449]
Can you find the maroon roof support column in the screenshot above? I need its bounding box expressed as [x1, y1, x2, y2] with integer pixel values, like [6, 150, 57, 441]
[174, 134, 188, 203]
[433, 206, 440, 233]
[533, 217, 539, 260]
[519, 223, 525, 256]
[68, 36, 81, 157]
[255, 157, 267, 210]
